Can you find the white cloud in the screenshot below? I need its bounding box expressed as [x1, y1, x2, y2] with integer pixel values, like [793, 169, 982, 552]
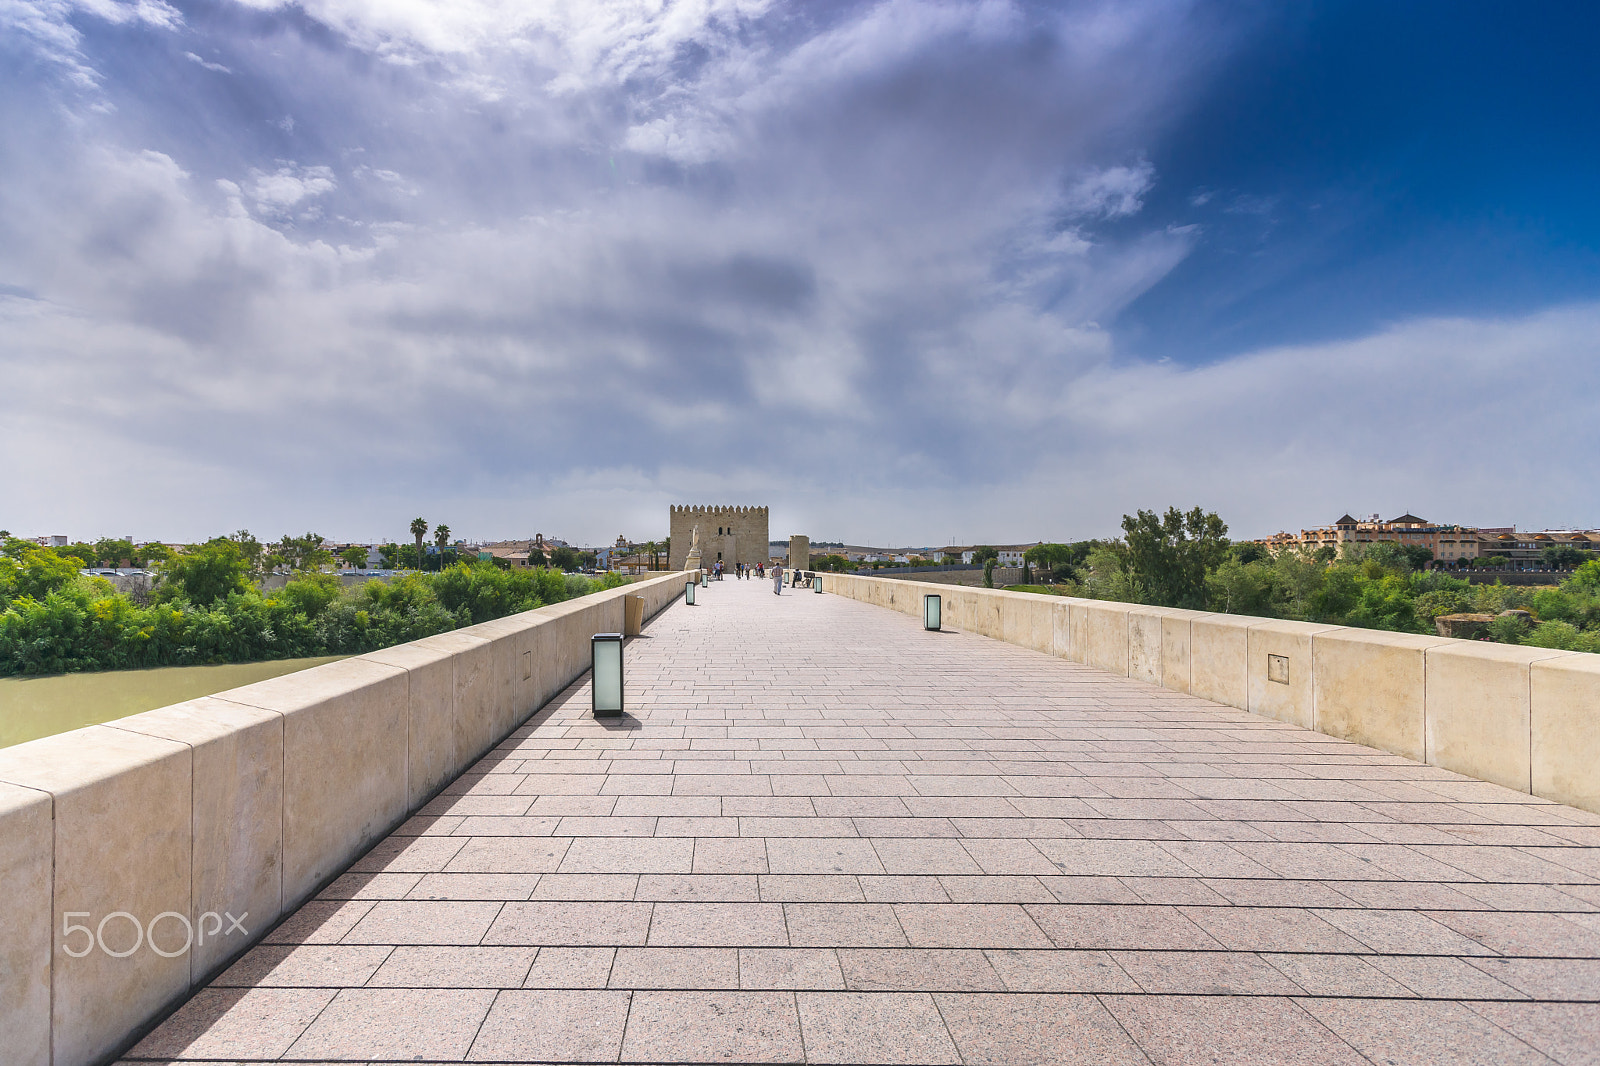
[6, 0, 1593, 547]
[228, 0, 773, 86]
[1059, 161, 1156, 219]
[183, 51, 231, 74]
[1, 0, 180, 84]
[245, 164, 337, 210]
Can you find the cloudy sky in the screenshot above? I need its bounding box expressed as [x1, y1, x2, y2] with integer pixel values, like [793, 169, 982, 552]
[3, 0, 1598, 547]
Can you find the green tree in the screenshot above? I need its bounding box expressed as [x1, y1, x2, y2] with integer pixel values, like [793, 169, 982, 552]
[273, 533, 333, 572]
[1272, 549, 1329, 619]
[59, 542, 98, 567]
[1542, 545, 1588, 569]
[1079, 546, 1146, 603]
[1398, 544, 1435, 572]
[434, 525, 452, 550]
[228, 531, 264, 574]
[94, 538, 137, 566]
[410, 518, 429, 570]
[1205, 558, 1279, 616]
[1230, 543, 1268, 565]
[1486, 612, 1531, 644]
[549, 546, 579, 571]
[1525, 620, 1600, 653]
[0, 547, 83, 604]
[161, 541, 251, 607]
[1024, 543, 1076, 583]
[1120, 507, 1230, 608]
[340, 546, 370, 570]
[1565, 560, 1600, 593]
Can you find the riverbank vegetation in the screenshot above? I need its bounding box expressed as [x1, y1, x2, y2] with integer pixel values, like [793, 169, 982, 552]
[1018, 508, 1600, 653]
[0, 536, 629, 676]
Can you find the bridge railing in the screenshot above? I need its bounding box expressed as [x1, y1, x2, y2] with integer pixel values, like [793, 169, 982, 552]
[820, 572, 1600, 816]
[0, 570, 695, 1066]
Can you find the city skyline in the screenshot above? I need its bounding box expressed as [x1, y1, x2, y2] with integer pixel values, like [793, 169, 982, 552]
[3, 1, 1599, 544]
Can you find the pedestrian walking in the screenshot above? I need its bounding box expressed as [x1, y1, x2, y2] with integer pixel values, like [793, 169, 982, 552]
[772, 564, 782, 595]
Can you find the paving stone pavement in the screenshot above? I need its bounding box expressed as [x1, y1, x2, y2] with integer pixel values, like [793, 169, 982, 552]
[125, 578, 1600, 1064]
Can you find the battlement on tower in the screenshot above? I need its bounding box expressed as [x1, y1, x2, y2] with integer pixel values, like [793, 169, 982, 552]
[668, 504, 770, 570]
[670, 505, 768, 517]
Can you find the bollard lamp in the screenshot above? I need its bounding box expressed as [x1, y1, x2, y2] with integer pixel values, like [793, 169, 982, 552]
[591, 633, 624, 717]
[685, 580, 696, 605]
[813, 572, 822, 593]
[700, 572, 708, 588]
[923, 593, 942, 631]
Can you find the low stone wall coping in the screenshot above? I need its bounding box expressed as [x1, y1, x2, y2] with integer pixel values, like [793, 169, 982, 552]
[820, 571, 1595, 817]
[0, 570, 695, 1066]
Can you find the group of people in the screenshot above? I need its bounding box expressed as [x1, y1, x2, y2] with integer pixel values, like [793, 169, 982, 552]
[706, 559, 815, 594]
[771, 567, 816, 594]
[714, 560, 771, 580]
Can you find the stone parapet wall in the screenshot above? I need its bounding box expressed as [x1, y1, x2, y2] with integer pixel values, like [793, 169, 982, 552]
[874, 566, 1025, 587]
[0, 571, 695, 1066]
[820, 573, 1600, 817]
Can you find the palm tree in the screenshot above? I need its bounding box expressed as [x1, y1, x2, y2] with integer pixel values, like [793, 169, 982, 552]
[434, 524, 451, 550]
[410, 517, 428, 570]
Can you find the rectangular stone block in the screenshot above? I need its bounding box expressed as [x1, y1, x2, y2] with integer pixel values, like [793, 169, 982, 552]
[110, 697, 286, 980]
[949, 588, 985, 635]
[1000, 593, 1056, 655]
[1247, 620, 1341, 729]
[1531, 652, 1600, 814]
[0, 726, 192, 1066]
[1051, 599, 1071, 659]
[528, 598, 621, 708]
[1073, 601, 1135, 676]
[0, 781, 52, 1066]
[1190, 614, 1256, 710]
[474, 612, 560, 733]
[364, 631, 500, 801]
[1426, 644, 1573, 794]
[967, 589, 1006, 639]
[218, 659, 409, 908]
[1312, 629, 1450, 762]
[1128, 609, 1165, 685]
[1160, 611, 1196, 693]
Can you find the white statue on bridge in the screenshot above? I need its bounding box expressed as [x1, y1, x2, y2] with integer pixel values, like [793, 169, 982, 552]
[685, 525, 703, 572]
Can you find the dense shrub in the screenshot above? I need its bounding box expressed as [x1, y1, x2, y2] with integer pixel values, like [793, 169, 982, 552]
[1065, 514, 1600, 654]
[0, 540, 637, 676]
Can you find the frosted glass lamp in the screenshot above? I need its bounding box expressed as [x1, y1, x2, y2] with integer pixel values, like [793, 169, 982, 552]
[591, 633, 624, 718]
[685, 580, 696, 605]
[813, 572, 822, 593]
[924, 593, 941, 631]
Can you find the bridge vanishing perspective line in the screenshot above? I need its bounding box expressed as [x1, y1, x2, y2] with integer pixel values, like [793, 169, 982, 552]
[125, 579, 1600, 1064]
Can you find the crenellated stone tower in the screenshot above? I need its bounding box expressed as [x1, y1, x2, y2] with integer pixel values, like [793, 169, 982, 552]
[669, 505, 769, 572]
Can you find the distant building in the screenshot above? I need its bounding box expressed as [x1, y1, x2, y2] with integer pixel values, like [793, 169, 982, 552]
[1263, 514, 1600, 567]
[668, 505, 769, 571]
[1264, 514, 1481, 563]
[1476, 529, 1600, 567]
[948, 544, 1037, 566]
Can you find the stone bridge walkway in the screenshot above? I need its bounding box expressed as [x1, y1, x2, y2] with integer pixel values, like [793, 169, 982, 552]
[128, 579, 1600, 1064]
